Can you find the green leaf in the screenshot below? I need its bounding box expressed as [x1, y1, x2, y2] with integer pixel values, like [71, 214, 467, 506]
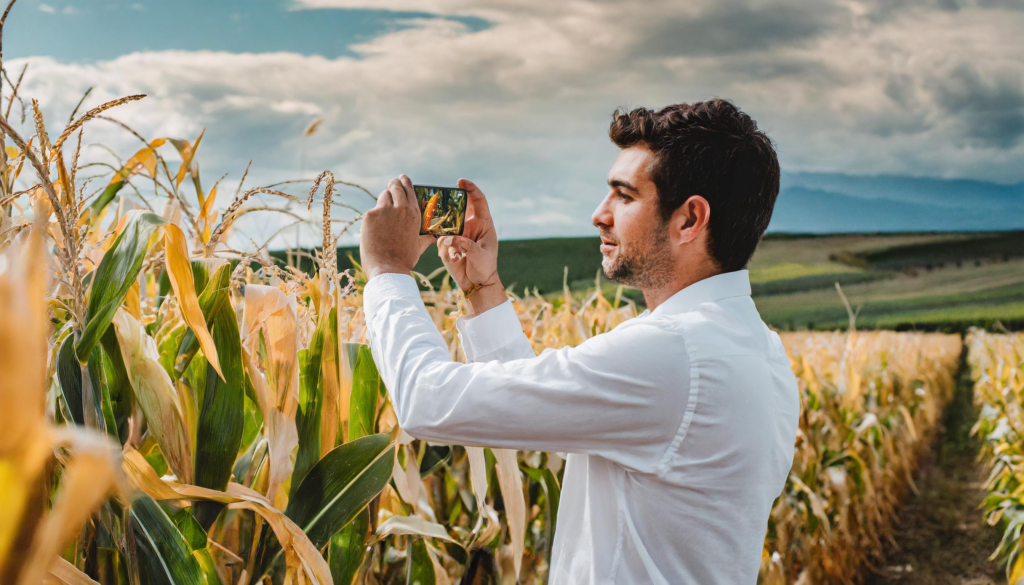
[258, 433, 394, 577]
[522, 466, 560, 543]
[419, 445, 452, 479]
[293, 311, 333, 493]
[193, 305, 245, 530]
[56, 334, 84, 425]
[328, 508, 369, 585]
[407, 539, 436, 585]
[170, 508, 224, 585]
[130, 496, 205, 585]
[89, 181, 126, 217]
[100, 327, 134, 444]
[348, 344, 381, 442]
[76, 211, 167, 362]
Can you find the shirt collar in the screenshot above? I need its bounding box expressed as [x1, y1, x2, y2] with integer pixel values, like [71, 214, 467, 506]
[645, 269, 752, 317]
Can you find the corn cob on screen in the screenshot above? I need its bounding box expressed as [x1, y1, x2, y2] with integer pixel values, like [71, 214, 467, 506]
[414, 185, 468, 236]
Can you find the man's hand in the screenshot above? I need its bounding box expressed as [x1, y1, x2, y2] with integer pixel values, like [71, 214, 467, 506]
[359, 175, 435, 281]
[437, 179, 507, 315]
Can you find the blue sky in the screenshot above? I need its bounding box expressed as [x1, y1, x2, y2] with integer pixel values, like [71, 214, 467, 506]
[6, 0, 1024, 247]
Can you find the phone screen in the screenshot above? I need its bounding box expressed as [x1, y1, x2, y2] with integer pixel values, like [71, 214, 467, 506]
[413, 185, 468, 236]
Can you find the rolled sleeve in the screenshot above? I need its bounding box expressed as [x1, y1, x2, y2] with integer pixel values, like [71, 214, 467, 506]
[455, 299, 525, 361]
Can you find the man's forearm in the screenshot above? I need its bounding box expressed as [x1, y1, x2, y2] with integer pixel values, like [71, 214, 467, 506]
[463, 276, 508, 316]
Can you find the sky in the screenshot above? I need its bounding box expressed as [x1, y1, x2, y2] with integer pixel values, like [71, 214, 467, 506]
[5, 0, 1024, 247]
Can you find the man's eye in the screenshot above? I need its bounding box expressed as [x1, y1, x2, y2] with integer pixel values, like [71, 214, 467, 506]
[618, 192, 633, 202]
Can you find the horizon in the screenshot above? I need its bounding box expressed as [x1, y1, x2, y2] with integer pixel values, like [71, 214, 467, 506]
[5, 0, 1024, 248]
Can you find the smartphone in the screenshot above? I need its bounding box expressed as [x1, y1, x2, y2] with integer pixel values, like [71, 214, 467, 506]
[413, 185, 468, 237]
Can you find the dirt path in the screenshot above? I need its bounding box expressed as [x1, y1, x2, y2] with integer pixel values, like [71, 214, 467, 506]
[866, 363, 1005, 585]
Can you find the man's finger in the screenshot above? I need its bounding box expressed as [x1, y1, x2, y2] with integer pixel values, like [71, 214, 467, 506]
[399, 175, 418, 210]
[458, 178, 492, 221]
[388, 179, 405, 208]
[376, 188, 392, 208]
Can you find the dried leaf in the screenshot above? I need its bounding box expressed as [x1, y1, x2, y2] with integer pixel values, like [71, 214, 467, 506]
[111, 309, 193, 482]
[163, 223, 222, 379]
[493, 449, 525, 578]
[375, 516, 455, 544]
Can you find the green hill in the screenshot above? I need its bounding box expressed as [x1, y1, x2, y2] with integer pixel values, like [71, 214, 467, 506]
[272, 231, 1024, 333]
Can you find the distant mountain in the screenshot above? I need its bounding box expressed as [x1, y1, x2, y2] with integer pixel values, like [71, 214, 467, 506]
[768, 172, 1024, 233]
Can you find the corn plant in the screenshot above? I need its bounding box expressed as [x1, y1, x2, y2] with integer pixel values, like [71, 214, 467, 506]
[966, 329, 1024, 584]
[0, 1, 979, 581]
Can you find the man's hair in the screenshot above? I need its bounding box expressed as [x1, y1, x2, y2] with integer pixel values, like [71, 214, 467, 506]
[608, 99, 780, 273]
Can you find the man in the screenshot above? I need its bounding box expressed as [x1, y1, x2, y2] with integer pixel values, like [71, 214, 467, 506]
[359, 99, 800, 584]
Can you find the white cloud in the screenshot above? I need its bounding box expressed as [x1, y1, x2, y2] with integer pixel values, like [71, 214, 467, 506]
[7, 0, 1024, 248]
[527, 212, 575, 226]
[38, 3, 56, 13]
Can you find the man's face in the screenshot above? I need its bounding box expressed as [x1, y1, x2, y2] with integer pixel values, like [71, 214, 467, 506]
[592, 145, 673, 289]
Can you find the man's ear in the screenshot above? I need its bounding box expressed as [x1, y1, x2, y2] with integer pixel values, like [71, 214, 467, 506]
[669, 195, 711, 246]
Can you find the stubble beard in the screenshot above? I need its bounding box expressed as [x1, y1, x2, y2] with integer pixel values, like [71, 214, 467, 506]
[602, 227, 673, 290]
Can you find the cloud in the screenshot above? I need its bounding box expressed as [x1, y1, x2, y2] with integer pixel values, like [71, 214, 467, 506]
[527, 212, 574, 226]
[38, 3, 55, 13]
[7, 0, 1024, 248]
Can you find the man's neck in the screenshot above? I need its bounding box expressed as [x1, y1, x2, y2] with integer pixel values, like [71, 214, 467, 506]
[641, 263, 722, 312]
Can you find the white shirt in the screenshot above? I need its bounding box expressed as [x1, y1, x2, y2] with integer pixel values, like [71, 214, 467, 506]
[364, 269, 800, 584]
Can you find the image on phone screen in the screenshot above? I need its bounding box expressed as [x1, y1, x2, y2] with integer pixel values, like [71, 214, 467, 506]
[414, 185, 468, 236]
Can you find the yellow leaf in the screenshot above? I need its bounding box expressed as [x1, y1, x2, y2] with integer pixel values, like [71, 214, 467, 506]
[47, 557, 100, 585]
[241, 285, 298, 416]
[174, 129, 204, 189]
[125, 280, 141, 320]
[163, 223, 222, 380]
[199, 184, 218, 244]
[1011, 552, 1024, 585]
[493, 448, 526, 577]
[111, 309, 193, 483]
[4, 146, 17, 159]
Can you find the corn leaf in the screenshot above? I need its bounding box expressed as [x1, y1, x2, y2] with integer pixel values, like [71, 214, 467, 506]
[328, 508, 369, 585]
[174, 261, 230, 379]
[163, 223, 222, 380]
[493, 449, 525, 578]
[407, 539, 436, 585]
[258, 433, 395, 577]
[123, 448, 331, 584]
[129, 496, 205, 585]
[347, 344, 380, 443]
[375, 516, 455, 544]
[112, 309, 193, 483]
[56, 335, 84, 425]
[77, 211, 167, 363]
[521, 466, 560, 543]
[99, 328, 134, 445]
[319, 307, 341, 453]
[48, 558, 100, 585]
[292, 309, 334, 493]
[171, 130, 204, 190]
[192, 305, 245, 530]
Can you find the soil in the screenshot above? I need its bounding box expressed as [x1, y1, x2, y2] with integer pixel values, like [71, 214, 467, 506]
[866, 363, 1006, 585]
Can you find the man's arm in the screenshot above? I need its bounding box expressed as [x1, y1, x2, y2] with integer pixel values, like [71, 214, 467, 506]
[364, 273, 689, 473]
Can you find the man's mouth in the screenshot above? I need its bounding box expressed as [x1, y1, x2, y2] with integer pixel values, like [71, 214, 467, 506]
[600, 237, 618, 254]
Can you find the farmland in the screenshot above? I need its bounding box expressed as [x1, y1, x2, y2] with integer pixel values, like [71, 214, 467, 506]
[4, 3, 1024, 583]
[328, 230, 1024, 333]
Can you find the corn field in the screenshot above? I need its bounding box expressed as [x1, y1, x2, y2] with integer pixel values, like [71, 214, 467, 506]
[966, 330, 1024, 585]
[0, 4, 988, 583]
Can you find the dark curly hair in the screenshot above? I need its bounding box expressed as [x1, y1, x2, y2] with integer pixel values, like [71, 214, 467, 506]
[608, 99, 780, 273]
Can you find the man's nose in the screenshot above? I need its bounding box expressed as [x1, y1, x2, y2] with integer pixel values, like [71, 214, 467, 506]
[592, 194, 613, 228]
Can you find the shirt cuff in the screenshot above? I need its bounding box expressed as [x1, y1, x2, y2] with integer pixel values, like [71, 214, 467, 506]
[455, 299, 523, 361]
[363, 272, 422, 321]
